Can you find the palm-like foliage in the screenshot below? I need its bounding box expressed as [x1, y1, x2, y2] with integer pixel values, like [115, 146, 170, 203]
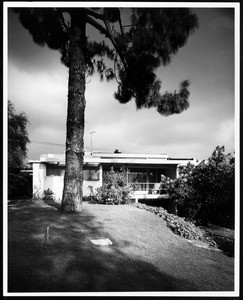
[13, 7, 199, 211]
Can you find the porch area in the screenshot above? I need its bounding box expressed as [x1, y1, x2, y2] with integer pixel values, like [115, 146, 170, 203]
[102, 164, 176, 203]
[129, 182, 170, 203]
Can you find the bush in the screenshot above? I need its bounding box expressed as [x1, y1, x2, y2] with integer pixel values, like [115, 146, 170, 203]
[159, 146, 235, 228]
[8, 100, 30, 200]
[43, 188, 55, 200]
[8, 170, 32, 199]
[91, 167, 137, 205]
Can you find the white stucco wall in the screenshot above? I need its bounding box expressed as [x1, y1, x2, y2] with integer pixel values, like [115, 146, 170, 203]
[32, 162, 103, 199]
[32, 163, 46, 199]
[44, 175, 64, 200]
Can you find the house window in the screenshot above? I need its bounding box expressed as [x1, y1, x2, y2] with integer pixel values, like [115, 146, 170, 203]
[148, 169, 157, 182]
[83, 166, 99, 181]
[128, 168, 147, 183]
[46, 165, 65, 176]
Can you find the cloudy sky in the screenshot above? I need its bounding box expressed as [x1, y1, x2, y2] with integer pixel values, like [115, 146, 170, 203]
[7, 4, 237, 161]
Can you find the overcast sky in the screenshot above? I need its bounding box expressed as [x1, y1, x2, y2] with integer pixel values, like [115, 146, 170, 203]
[7, 4, 237, 161]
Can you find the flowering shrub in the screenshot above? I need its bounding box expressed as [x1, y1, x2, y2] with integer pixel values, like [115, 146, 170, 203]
[133, 202, 218, 247]
[92, 167, 138, 205]
[159, 146, 235, 228]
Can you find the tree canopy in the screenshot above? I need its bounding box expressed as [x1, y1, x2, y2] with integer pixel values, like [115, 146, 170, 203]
[161, 146, 235, 228]
[14, 7, 199, 115]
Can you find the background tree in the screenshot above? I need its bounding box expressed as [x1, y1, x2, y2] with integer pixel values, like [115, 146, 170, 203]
[8, 100, 30, 198]
[161, 146, 235, 228]
[13, 7, 199, 212]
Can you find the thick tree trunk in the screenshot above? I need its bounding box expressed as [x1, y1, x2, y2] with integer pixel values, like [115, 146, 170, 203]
[61, 12, 86, 212]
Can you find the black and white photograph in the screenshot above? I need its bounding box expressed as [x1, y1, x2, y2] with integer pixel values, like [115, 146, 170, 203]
[3, 1, 239, 297]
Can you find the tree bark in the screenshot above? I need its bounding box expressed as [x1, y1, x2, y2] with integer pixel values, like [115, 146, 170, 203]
[61, 11, 86, 212]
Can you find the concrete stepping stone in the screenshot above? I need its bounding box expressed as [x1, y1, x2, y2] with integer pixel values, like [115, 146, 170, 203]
[90, 238, 113, 246]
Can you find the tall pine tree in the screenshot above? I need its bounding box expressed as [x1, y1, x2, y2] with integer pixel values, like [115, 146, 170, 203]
[13, 7, 199, 212]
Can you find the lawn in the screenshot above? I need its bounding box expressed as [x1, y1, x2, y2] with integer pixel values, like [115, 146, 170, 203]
[7, 199, 234, 293]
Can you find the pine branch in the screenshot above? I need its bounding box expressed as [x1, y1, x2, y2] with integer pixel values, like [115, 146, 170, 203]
[103, 18, 128, 73]
[86, 15, 109, 37]
[117, 11, 124, 36]
[57, 10, 69, 34]
[86, 12, 129, 74]
[85, 9, 130, 83]
[85, 8, 104, 21]
[122, 24, 135, 28]
[113, 52, 121, 85]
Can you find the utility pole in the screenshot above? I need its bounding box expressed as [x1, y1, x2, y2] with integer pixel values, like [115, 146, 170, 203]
[89, 131, 96, 155]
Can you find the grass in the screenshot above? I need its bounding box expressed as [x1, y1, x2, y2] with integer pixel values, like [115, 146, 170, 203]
[7, 199, 234, 293]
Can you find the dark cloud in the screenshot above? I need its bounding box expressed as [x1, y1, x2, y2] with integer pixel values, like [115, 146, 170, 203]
[8, 8, 64, 73]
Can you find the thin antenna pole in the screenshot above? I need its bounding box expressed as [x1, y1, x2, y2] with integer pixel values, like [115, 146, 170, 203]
[89, 131, 96, 155]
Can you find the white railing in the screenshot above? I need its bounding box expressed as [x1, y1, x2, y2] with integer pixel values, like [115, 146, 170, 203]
[129, 182, 162, 193]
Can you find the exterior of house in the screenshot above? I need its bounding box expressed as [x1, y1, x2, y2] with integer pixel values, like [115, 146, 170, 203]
[30, 151, 197, 202]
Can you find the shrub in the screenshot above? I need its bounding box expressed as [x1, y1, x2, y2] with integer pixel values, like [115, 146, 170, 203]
[92, 167, 137, 205]
[159, 146, 235, 228]
[8, 100, 30, 199]
[43, 188, 55, 200]
[8, 170, 32, 199]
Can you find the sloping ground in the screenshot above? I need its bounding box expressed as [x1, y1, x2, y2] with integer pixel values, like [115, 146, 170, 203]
[7, 199, 234, 293]
[132, 202, 235, 256]
[200, 225, 234, 257]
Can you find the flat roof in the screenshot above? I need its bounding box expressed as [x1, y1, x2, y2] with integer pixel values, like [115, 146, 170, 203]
[29, 152, 197, 166]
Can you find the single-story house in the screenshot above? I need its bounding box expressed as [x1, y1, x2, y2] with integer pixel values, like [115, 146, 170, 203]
[30, 151, 197, 202]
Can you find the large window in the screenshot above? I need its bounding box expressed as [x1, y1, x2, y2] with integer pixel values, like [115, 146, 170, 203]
[83, 166, 99, 181]
[128, 168, 147, 183]
[128, 168, 168, 184]
[148, 170, 156, 182]
[46, 165, 65, 176]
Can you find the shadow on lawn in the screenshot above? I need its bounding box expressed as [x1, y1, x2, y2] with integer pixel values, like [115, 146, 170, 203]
[43, 198, 61, 210]
[8, 200, 197, 292]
